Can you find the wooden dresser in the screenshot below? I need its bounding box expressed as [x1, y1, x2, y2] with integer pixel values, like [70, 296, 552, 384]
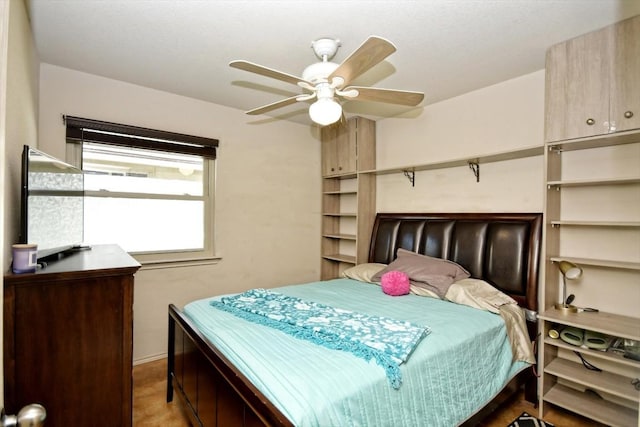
[3, 244, 140, 427]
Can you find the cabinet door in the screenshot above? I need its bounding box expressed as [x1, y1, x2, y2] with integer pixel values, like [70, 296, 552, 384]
[611, 16, 640, 133]
[321, 122, 356, 176]
[545, 26, 611, 142]
[13, 275, 132, 427]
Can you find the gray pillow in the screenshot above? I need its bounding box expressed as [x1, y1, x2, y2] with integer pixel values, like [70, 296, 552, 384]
[371, 248, 470, 298]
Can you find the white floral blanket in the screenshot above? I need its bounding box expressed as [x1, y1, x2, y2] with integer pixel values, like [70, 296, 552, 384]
[210, 288, 430, 389]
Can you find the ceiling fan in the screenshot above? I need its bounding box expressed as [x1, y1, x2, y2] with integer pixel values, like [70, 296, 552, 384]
[229, 36, 425, 126]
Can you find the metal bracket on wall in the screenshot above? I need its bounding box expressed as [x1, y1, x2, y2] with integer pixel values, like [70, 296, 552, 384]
[549, 145, 562, 154]
[403, 169, 415, 187]
[468, 161, 480, 183]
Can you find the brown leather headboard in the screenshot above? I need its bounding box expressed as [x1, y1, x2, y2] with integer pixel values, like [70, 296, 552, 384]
[368, 213, 542, 313]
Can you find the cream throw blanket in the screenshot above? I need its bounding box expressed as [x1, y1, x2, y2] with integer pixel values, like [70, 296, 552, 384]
[411, 278, 535, 364]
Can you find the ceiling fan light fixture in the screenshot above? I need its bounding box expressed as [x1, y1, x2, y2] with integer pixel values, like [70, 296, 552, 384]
[230, 36, 424, 125]
[309, 98, 342, 126]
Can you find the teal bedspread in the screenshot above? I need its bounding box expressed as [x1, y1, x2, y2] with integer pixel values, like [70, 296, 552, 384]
[184, 279, 527, 427]
[210, 288, 430, 389]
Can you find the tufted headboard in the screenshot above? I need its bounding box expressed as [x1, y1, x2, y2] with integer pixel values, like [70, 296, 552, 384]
[368, 213, 542, 313]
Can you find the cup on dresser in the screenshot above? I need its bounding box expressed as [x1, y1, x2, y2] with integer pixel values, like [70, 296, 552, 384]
[12, 243, 38, 273]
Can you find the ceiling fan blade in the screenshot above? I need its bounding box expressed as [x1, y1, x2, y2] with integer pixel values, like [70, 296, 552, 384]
[230, 60, 311, 86]
[345, 86, 424, 106]
[328, 36, 396, 87]
[245, 95, 300, 115]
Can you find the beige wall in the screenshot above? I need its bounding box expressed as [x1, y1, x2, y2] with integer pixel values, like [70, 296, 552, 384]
[375, 70, 545, 213]
[4, 0, 39, 270]
[4, 45, 549, 366]
[1, 0, 40, 405]
[37, 64, 322, 362]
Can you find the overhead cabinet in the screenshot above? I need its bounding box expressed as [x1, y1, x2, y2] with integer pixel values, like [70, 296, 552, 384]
[321, 122, 357, 176]
[545, 15, 640, 142]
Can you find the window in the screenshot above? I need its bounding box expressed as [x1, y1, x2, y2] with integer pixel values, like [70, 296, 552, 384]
[64, 116, 218, 265]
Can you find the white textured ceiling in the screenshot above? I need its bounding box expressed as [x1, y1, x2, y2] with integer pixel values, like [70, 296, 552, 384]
[26, 0, 640, 126]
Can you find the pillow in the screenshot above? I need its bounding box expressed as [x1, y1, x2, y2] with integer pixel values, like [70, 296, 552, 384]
[341, 263, 387, 283]
[409, 285, 439, 299]
[371, 248, 470, 298]
[445, 278, 516, 314]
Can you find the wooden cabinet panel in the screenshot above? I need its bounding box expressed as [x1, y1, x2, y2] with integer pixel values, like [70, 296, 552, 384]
[321, 121, 356, 176]
[544, 26, 610, 141]
[611, 16, 640, 133]
[3, 245, 140, 427]
[545, 15, 640, 142]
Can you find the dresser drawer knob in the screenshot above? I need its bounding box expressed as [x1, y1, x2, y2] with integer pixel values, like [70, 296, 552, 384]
[586, 118, 595, 125]
[624, 111, 634, 119]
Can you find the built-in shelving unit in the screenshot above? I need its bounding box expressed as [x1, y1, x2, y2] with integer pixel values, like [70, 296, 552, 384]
[320, 117, 376, 280]
[319, 117, 544, 279]
[538, 15, 640, 427]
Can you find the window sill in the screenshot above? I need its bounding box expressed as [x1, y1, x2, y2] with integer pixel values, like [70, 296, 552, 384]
[135, 254, 222, 270]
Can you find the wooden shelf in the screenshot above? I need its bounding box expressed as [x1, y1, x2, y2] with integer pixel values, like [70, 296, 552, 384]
[547, 129, 640, 152]
[549, 256, 640, 271]
[550, 220, 640, 228]
[359, 145, 543, 176]
[545, 358, 639, 402]
[539, 309, 640, 341]
[323, 190, 357, 195]
[322, 212, 357, 217]
[323, 172, 357, 179]
[547, 177, 640, 187]
[321, 254, 356, 264]
[322, 233, 356, 240]
[543, 384, 638, 427]
[544, 336, 640, 369]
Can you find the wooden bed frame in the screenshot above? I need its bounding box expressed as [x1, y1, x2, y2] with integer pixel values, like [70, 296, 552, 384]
[167, 212, 542, 426]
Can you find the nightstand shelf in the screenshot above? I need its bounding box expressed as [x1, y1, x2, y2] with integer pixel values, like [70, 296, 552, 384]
[543, 336, 640, 369]
[544, 384, 637, 427]
[545, 358, 639, 402]
[539, 309, 640, 341]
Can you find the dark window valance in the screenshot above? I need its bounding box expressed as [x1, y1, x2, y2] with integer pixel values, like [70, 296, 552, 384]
[64, 115, 218, 159]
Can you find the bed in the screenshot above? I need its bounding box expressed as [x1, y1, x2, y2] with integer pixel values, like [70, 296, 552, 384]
[167, 212, 542, 426]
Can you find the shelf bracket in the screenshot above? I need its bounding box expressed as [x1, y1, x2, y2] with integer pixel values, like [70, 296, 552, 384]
[403, 169, 415, 187]
[468, 161, 480, 183]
